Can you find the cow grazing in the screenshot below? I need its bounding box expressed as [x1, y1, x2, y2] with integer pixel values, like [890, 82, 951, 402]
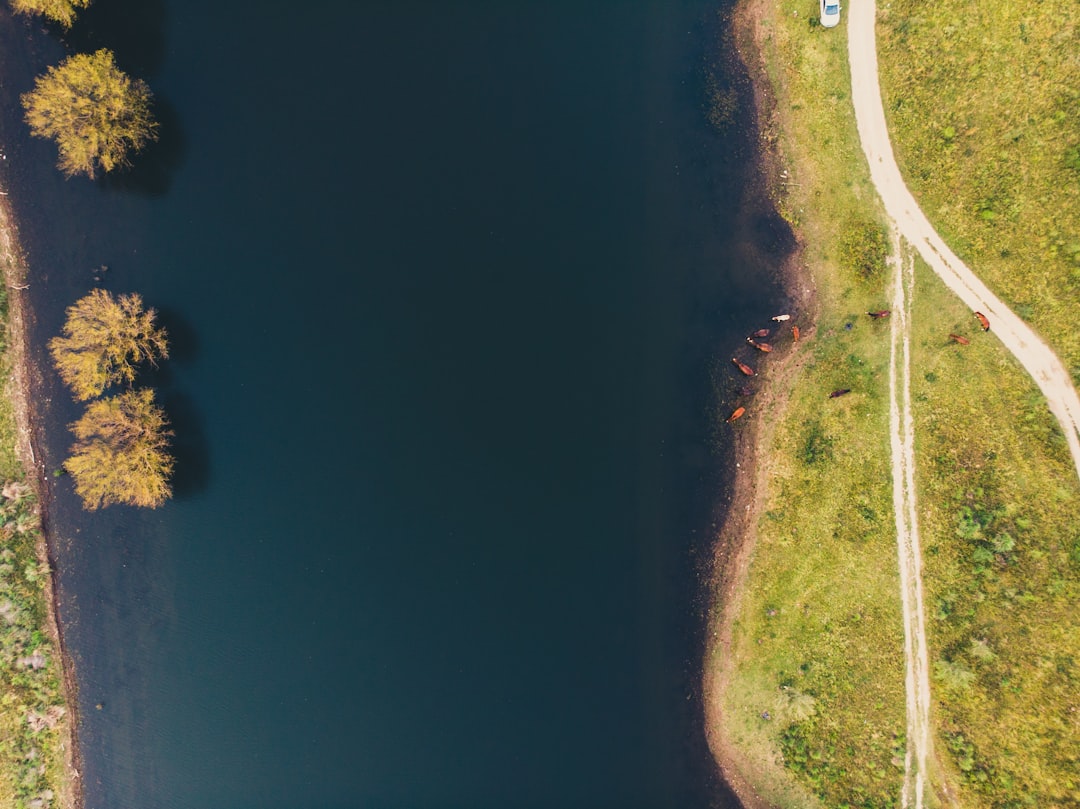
[747, 338, 773, 353]
[949, 333, 970, 345]
[829, 388, 851, 398]
[868, 310, 891, 319]
[727, 406, 746, 423]
[974, 311, 990, 331]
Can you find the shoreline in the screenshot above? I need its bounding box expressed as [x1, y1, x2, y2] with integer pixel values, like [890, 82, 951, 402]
[0, 191, 83, 809]
[702, 0, 817, 803]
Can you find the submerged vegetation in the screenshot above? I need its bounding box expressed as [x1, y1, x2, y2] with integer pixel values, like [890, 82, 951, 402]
[712, 0, 1079, 806]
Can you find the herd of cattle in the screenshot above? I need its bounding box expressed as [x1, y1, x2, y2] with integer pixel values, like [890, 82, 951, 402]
[724, 309, 990, 424]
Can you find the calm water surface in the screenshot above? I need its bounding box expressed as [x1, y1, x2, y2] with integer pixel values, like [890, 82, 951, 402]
[0, 1, 791, 807]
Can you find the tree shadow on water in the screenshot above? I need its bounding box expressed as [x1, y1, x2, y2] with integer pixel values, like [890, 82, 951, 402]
[131, 307, 206, 497]
[155, 306, 199, 366]
[101, 94, 187, 197]
[62, 0, 167, 78]
[160, 389, 209, 499]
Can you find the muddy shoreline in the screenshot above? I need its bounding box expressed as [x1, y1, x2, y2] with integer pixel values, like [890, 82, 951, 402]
[702, 0, 816, 804]
[0, 192, 83, 809]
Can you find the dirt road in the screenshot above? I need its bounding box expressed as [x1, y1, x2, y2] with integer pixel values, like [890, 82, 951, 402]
[885, 238, 932, 809]
[847, 0, 1080, 484]
[847, 1, 1080, 806]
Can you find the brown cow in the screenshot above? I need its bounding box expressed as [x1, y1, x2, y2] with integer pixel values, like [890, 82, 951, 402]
[752, 328, 770, 338]
[974, 311, 990, 331]
[949, 333, 970, 345]
[732, 358, 756, 376]
[747, 338, 773, 353]
[792, 325, 800, 342]
[868, 310, 891, 319]
[727, 406, 746, 423]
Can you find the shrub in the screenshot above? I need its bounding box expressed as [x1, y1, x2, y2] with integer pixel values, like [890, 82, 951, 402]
[839, 220, 889, 281]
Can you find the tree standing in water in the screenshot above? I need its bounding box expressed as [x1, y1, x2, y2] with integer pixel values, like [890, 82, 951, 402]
[22, 49, 157, 178]
[49, 289, 169, 401]
[65, 389, 173, 510]
[8, 0, 91, 28]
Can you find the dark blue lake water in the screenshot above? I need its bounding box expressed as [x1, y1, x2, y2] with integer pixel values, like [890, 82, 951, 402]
[0, 1, 790, 807]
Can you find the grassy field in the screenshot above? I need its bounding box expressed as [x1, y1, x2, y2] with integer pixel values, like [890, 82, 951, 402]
[711, 0, 1080, 806]
[0, 224, 74, 807]
[908, 254, 1080, 806]
[877, 0, 1080, 384]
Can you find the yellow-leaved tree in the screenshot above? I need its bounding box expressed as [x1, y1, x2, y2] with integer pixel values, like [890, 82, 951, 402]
[8, 0, 91, 28]
[22, 49, 157, 178]
[49, 289, 168, 401]
[65, 388, 173, 510]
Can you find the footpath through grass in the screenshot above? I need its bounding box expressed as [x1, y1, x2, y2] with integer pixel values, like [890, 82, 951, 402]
[909, 254, 1080, 806]
[711, 0, 1080, 806]
[878, 0, 1080, 803]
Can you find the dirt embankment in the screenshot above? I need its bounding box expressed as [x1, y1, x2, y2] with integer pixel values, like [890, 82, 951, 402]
[0, 193, 83, 809]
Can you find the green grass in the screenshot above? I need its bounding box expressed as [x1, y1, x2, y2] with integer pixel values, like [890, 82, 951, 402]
[909, 255, 1080, 807]
[877, 0, 1080, 384]
[0, 274, 21, 482]
[0, 487, 69, 809]
[0, 225, 72, 806]
[713, 0, 1080, 806]
[713, 3, 907, 806]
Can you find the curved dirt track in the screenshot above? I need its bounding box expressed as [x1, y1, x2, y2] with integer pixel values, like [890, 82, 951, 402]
[847, 1, 1080, 806]
[847, 0, 1080, 484]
